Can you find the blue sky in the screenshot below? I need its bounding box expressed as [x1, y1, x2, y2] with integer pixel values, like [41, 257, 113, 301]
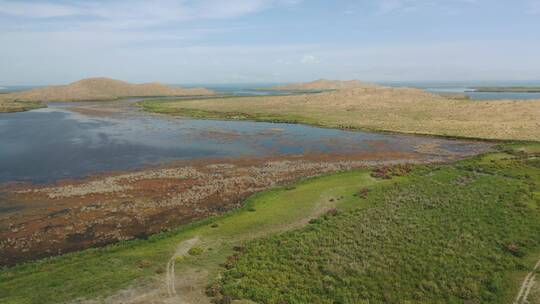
[1, 0, 539, 85]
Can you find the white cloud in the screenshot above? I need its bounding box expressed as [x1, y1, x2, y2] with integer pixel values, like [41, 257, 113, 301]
[376, 0, 479, 15]
[2, 37, 540, 84]
[378, 0, 407, 14]
[0, 1, 79, 18]
[0, 0, 302, 29]
[301, 55, 320, 64]
[275, 59, 292, 65]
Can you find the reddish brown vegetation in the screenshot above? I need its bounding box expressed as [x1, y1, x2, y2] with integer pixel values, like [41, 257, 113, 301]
[0, 148, 484, 266]
[370, 164, 413, 179]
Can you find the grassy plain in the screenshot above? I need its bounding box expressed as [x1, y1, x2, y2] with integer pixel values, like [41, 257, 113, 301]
[140, 87, 540, 141]
[215, 146, 540, 304]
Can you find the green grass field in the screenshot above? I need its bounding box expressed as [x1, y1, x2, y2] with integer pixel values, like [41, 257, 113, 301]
[214, 147, 540, 304]
[0, 169, 380, 303]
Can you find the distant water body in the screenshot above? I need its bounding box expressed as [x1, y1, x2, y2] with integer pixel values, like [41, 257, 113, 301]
[2, 82, 540, 100]
[186, 82, 540, 100]
[384, 81, 540, 100]
[0, 104, 485, 183]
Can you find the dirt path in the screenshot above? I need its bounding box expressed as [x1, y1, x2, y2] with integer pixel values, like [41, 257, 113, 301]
[514, 258, 540, 304]
[77, 183, 350, 304]
[166, 237, 200, 299]
[76, 237, 202, 304]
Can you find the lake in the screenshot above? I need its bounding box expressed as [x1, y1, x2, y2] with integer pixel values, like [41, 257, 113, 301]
[0, 103, 484, 183]
[423, 87, 540, 100]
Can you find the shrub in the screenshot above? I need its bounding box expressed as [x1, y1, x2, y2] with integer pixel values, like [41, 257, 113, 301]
[371, 164, 413, 179]
[326, 208, 339, 216]
[233, 246, 245, 252]
[357, 187, 370, 198]
[136, 259, 152, 268]
[188, 246, 204, 256]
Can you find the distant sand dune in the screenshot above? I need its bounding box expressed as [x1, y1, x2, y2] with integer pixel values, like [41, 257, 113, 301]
[0, 77, 214, 102]
[269, 79, 378, 91]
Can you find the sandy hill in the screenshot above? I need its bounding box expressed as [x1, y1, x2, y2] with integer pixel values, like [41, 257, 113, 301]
[269, 79, 378, 91]
[0, 78, 214, 102]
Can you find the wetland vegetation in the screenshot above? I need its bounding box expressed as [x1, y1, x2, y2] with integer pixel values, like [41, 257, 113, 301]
[214, 144, 540, 304]
[1, 143, 539, 304]
[0, 100, 44, 113]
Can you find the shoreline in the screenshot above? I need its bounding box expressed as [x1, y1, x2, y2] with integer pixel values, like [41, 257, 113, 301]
[2, 144, 538, 304]
[139, 100, 540, 143]
[137, 86, 540, 142]
[0, 145, 488, 266]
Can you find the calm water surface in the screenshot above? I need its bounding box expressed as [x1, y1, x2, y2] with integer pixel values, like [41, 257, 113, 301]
[424, 87, 540, 100]
[0, 104, 483, 183]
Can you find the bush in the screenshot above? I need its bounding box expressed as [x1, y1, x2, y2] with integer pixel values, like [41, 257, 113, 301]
[188, 246, 204, 256]
[326, 208, 339, 216]
[357, 187, 370, 198]
[371, 164, 413, 179]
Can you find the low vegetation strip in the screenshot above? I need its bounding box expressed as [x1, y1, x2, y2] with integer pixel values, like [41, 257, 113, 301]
[139, 87, 540, 141]
[0, 100, 44, 113]
[213, 147, 540, 304]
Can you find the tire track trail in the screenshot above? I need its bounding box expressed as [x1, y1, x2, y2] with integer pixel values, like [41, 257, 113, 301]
[166, 237, 200, 299]
[514, 258, 540, 304]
